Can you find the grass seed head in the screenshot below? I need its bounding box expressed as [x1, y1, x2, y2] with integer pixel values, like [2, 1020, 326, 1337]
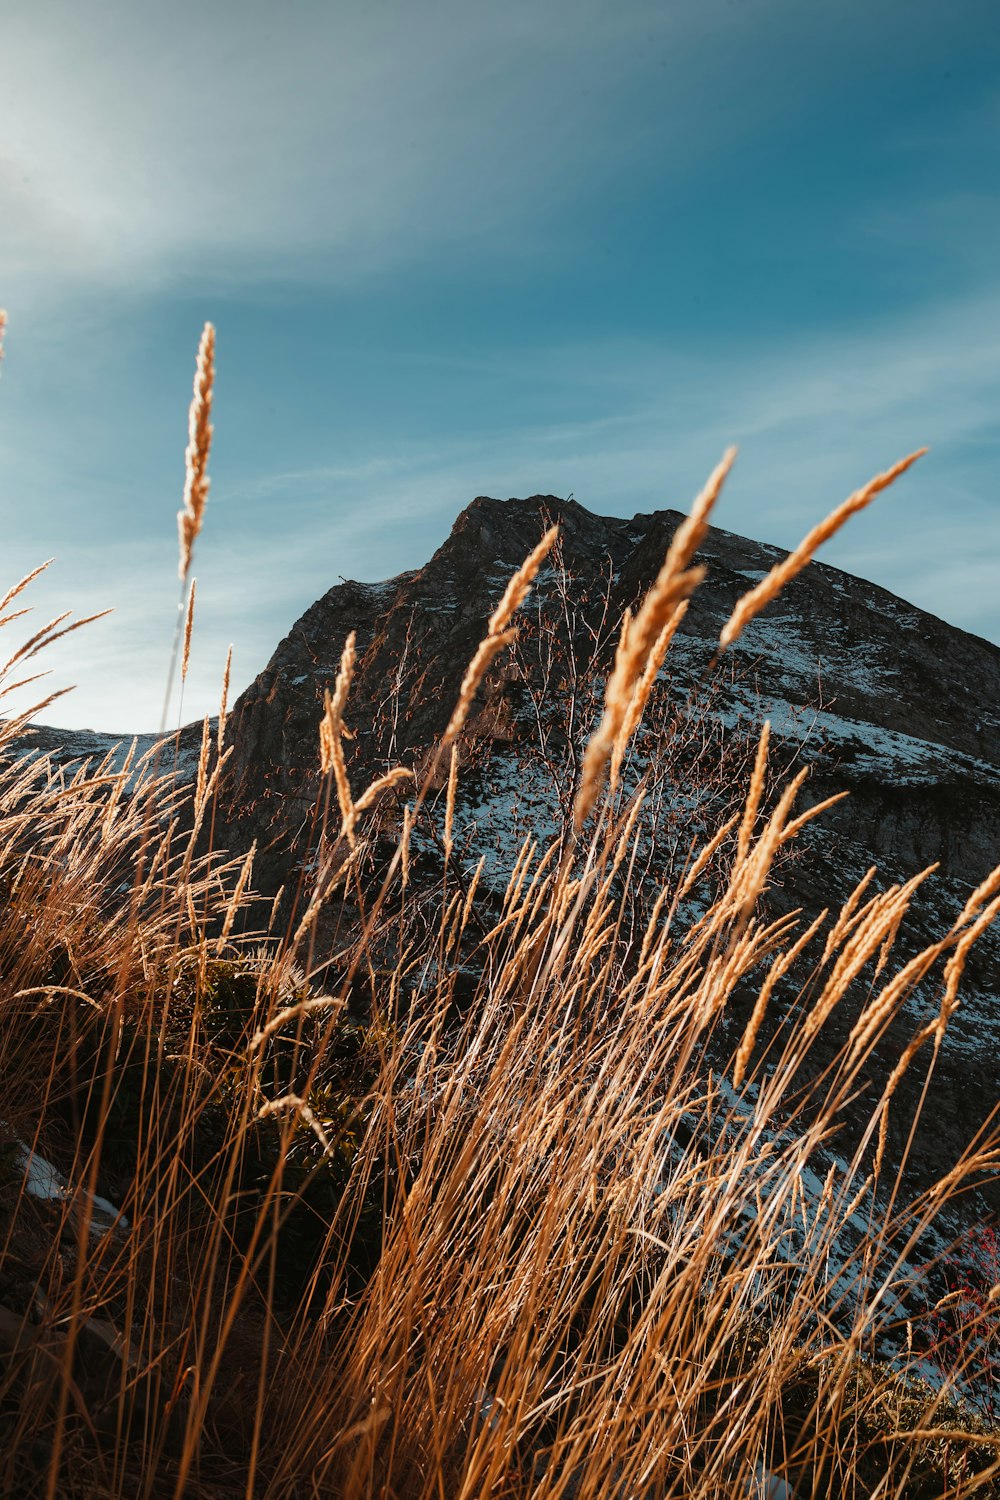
[719, 448, 927, 650]
[181, 577, 196, 682]
[177, 321, 216, 582]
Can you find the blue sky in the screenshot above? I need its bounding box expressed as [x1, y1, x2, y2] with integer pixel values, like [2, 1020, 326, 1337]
[1, 0, 998, 730]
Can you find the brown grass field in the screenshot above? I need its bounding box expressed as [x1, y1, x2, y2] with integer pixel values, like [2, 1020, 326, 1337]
[2, 319, 1000, 1498]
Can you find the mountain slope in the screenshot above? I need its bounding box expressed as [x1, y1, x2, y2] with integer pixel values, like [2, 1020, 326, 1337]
[220, 492, 1000, 891]
[213, 493, 1000, 1214]
[12, 494, 1000, 1217]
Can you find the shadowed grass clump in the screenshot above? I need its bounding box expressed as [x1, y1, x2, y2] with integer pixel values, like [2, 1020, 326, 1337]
[1, 317, 999, 1498]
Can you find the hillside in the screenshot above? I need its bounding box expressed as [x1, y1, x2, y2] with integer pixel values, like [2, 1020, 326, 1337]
[204, 493, 1000, 1207]
[7, 488, 1000, 1495]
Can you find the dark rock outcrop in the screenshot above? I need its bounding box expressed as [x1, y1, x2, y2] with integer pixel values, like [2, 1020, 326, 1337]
[13, 494, 1000, 1221]
[213, 492, 1000, 1215]
[218, 492, 1000, 895]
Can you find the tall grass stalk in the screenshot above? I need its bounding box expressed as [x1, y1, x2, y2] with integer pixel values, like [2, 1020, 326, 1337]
[1, 357, 998, 1497]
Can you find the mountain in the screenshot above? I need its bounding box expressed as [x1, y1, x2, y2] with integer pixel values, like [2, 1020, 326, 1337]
[10, 494, 1000, 1230]
[214, 492, 1000, 1216]
[220, 492, 1000, 870]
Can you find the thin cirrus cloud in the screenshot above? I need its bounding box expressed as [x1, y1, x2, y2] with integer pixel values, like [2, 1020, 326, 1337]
[1, 0, 760, 292]
[5, 0, 982, 297]
[0, 0, 997, 730]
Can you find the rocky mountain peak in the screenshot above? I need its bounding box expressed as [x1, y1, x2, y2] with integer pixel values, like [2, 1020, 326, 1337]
[202, 492, 1000, 1217]
[217, 491, 1000, 892]
[11, 493, 1000, 1221]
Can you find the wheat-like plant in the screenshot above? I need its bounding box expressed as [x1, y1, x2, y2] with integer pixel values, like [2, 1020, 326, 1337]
[443, 523, 559, 746]
[574, 447, 736, 829]
[180, 576, 196, 682]
[719, 448, 927, 650]
[2, 327, 998, 1500]
[177, 322, 216, 584]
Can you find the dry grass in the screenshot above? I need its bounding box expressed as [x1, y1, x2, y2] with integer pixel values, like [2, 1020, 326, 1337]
[181, 577, 196, 683]
[177, 322, 216, 585]
[0, 323, 997, 1498]
[718, 448, 927, 651]
[574, 447, 736, 829]
[443, 523, 558, 747]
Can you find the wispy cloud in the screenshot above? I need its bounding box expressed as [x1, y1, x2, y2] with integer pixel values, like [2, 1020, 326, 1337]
[0, 0, 766, 302]
[2, 0, 996, 729]
[6, 0, 958, 310]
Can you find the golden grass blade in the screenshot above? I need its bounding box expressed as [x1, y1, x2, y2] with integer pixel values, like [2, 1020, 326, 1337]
[934, 887, 1000, 1041]
[821, 864, 877, 962]
[720, 448, 927, 650]
[0, 669, 54, 704]
[626, 444, 736, 676]
[736, 720, 770, 866]
[181, 577, 196, 682]
[444, 743, 459, 859]
[319, 632, 358, 842]
[0, 686, 73, 726]
[354, 766, 414, 813]
[177, 322, 216, 582]
[0, 607, 34, 631]
[611, 599, 688, 784]
[732, 910, 826, 1087]
[216, 838, 256, 947]
[443, 526, 558, 747]
[663, 444, 737, 580]
[781, 789, 849, 843]
[251, 996, 346, 1049]
[1, 608, 114, 683]
[675, 812, 740, 904]
[0, 559, 53, 617]
[443, 629, 518, 746]
[2, 610, 70, 671]
[195, 712, 211, 811]
[953, 856, 1000, 929]
[400, 803, 414, 886]
[574, 449, 736, 830]
[218, 643, 232, 752]
[487, 523, 559, 636]
[256, 1094, 333, 1155]
[291, 848, 359, 945]
[730, 766, 810, 927]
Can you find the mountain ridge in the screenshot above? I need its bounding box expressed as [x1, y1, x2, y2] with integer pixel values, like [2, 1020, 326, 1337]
[8, 492, 1000, 1218]
[214, 491, 1000, 884]
[210, 490, 1000, 1223]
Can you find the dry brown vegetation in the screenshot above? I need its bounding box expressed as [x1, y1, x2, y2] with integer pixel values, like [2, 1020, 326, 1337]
[2, 321, 1000, 1498]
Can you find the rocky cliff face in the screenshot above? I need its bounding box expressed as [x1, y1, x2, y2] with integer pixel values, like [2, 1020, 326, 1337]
[219, 491, 1000, 893]
[12, 495, 1000, 1226]
[213, 492, 1000, 1216]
